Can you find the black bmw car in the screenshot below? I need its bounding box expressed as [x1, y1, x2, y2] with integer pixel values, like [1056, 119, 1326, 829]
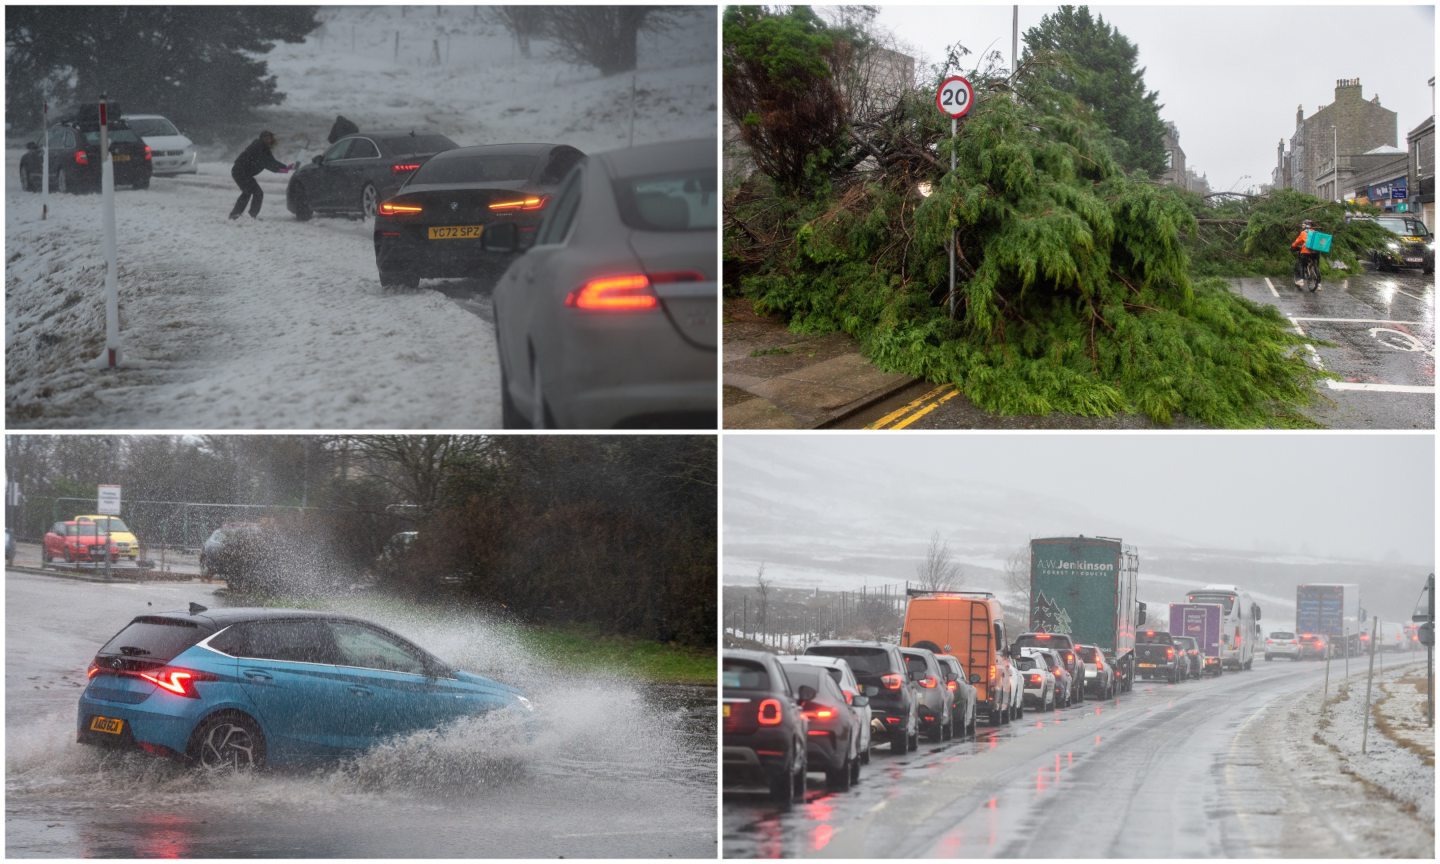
[285, 130, 458, 222]
[20, 116, 153, 193]
[372, 142, 584, 290]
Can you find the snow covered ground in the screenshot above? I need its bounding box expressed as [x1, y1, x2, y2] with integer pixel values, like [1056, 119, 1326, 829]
[4, 6, 717, 428]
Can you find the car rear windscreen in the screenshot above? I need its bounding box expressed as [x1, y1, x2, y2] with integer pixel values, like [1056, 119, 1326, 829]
[1270, 632, 1296, 639]
[613, 171, 717, 231]
[1077, 646, 1099, 661]
[805, 646, 892, 676]
[781, 664, 823, 692]
[97, 617, 207, 662]
[81, 129, 140, 145]
[413, 153, 538, 184]
[722, 659, 768, 690]
[902, 654, 929, 678]
[380, 135, 457, 157]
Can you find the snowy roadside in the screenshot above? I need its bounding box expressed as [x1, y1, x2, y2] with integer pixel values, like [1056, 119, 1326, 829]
[1243, 657, 1433, 857]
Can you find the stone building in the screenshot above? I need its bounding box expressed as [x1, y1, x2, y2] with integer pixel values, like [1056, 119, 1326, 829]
[1160, 122, 1187, 190]
[1274, 78, 1398, 198]
[1407, 109, 1434, 229]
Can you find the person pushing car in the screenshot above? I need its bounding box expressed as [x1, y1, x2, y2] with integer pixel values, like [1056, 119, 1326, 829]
[229, 130, 296, 220]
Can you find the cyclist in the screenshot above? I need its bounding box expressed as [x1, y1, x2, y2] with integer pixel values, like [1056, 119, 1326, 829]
[1291, 219, 1322, 290]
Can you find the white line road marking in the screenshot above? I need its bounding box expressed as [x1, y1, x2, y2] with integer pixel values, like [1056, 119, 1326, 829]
[1325, 381, 1435, 394]
[1290, 317, 1425, 325]
[1396, 288, 1428, 303]
[1288, 316, 1325, 371]
[1263, 277, 1278, 298]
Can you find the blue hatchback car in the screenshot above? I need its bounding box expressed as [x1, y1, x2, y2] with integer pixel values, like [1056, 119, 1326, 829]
[77, 605, 531, 770]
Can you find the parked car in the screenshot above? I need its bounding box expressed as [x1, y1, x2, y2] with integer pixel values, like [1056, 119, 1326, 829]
[1297, 632, 1329, 660]
[42, 521, 119, 564]
[1014, 633, 1084, 705]
[1135, 629, 1184, 683]
[1006, 658, 1025, 720]
[804, 639, 918, 754]
[5, 527, 15, 566]
[1075, 644, 1116, 699]
[78, 606, 531, 770]
[1171, 635, 1203, 679]
[21, 114, 152, 193]
[779, 660, 861, 791]
[722, 649, 808, 808]
[1015, 654, 1055, 712]
[373, 142, 583, 289]
[1020, 646, 1073, 708]
[1349, 213, 1434, 274]
[487, 138, 716, 430]
[74, 515, 139, 560]
[935, 654, 978, 740]
[898, 647, 952, 743]
[902, 591, 1013, 726]
[124, 114, 197, 175]
[289, 130, 458, 222]
[199, 523, 268, 585]
[778, 654, 871, 763]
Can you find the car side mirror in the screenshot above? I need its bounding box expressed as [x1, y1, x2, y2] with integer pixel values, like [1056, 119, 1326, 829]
[796, 684, 817, 703]
[852, 695, 870, 708]
[312, 154, 324, 165]
[26, 141, 37, 151]
[483, 222, 520, 253]
[969, 672, 981, 684]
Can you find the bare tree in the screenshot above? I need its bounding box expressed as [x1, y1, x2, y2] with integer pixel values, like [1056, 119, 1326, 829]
[534, 6, 675, 77]
[856, 593, 902, 640]
[487, 6, 546, 58]
[755, 563, 771, 643]
[914, 530, 961, 593]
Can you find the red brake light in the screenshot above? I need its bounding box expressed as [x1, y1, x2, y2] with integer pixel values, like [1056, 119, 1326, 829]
[917, 676, 937, 689]
[567, 274, 658, 311]
[138, 667, 214, 698]
[757, 698, 782, 726]
[488, 195, 548, 212]
[143, 144, 152, 161]
[1165, 647, 1175, 660]
[1036, 633, 1051, 640]
[1094, 656, 1105, 670]
[1028, 674, 1042, 685]
[881, 673, 903, 690]
[842, 689, 854, 705]
[391, 162, 421, 174]
[378, 200, 423, 217]
[804, 707, 836, 721]
[86, 662, 100, 679]
[946, 680, 957, 692]
[74, 150, 88, 166]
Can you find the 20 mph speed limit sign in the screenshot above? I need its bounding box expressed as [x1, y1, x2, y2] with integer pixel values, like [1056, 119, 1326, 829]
[936, 76, 974, 119]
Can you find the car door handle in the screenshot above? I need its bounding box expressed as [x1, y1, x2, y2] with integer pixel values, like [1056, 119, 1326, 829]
[349, 686, 373, 697]
[242, 670, 272, 682]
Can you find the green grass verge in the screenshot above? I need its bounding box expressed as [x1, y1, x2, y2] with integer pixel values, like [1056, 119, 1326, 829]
[511, 624, 715, 686]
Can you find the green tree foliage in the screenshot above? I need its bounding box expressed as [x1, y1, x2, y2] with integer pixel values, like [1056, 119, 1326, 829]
[5, 6, 318, 132]
[731, 72, 1329, 427]
[1020, 6, 1168, 178]
[1184, 189, 1397, 277]
[723, 6, 861, 193]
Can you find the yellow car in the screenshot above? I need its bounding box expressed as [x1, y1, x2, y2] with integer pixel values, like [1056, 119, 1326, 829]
[74, 515, 139, 560]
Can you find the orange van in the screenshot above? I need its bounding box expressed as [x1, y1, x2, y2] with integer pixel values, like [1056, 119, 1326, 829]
[901, 591, 1014, 725]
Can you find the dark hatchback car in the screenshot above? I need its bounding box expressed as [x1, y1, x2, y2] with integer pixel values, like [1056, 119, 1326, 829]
[1349, 214, 1434, 274]
[1171, 635, 1203, 679]
[371, 142, 584, 290]
[77, 606, 531, 770]
[804, 639, 919, 754]
[778, 660, 862, 791]
[722, 649, 808, 809]
[287, 131, 459, 222]
[899, 646, 952, 743]
[21, 116, 153, 193]
[935, 654, 978, 740]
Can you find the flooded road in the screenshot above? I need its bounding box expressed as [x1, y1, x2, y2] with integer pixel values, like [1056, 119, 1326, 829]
[6, 570, 715, 857]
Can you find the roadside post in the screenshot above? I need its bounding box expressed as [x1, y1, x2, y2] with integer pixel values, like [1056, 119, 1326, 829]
[1322, 643, 1331, 713]
[98, 484, 121, 581]
[1415, 573, 1434, 726]
[98, 94, 121, 368]
[936, 76, 974, 319]
[1361, 615, 1378, 753]
[41, 99, 49, 219]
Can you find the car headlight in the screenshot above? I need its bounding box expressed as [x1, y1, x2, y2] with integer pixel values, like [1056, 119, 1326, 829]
[1386, 241, 1400, 251]
[515, 695, 534, 712]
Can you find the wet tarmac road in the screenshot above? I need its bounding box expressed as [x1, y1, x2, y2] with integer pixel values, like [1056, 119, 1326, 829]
[722, 658, 1374, 858]
[841, 269, 1433, 430]
[6, 570, 716, 858]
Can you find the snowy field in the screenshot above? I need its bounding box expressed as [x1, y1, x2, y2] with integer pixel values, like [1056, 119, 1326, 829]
[4, 6, 717, 428]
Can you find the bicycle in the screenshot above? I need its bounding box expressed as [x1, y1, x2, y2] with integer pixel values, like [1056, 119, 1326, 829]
[1297, 253, 1321, 293]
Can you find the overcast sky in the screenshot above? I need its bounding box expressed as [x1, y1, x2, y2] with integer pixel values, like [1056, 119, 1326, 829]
[724, 434, 1435, 565]
[873, 4, 1435, 193]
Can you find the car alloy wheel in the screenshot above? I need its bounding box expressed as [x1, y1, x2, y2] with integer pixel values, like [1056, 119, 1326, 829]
[194, 715, 263, 771]
[361, 183, 378, 220]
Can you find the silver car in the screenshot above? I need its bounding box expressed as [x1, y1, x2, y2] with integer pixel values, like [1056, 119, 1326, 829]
[488, 138, 716, 429]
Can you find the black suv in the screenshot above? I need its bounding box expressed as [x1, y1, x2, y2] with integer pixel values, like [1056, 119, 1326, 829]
[899, 647, 952, 743]
[20, 113, 152, 194]
[722, 649, 809, 808]
[804, 639, 919, 754]
[1135, 630, 1184, 683]
[1349, 213, 1434, 274]
[1012, 632, 1084, 705]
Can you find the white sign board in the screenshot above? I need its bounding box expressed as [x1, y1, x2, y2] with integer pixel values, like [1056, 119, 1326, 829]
[97, 484, 122, 516]
[936, 76, 974, 119]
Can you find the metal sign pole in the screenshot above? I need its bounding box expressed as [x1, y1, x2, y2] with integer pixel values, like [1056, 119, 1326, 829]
[41, 100, 49, 220]
[1361, 615, 1378, 753]
[948, 117, 957, 319]
[99, 94, 120, 368]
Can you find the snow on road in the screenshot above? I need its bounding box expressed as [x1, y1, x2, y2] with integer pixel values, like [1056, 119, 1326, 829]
[5, 5, 716, 428]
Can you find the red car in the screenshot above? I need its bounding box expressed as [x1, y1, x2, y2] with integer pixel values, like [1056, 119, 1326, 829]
[42, 520, 120, 564]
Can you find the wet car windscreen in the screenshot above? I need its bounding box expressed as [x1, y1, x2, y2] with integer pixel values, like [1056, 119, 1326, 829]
[1077, 647, 1100, 661]
[1373, 217, 1428, 236]
[1015, 656, 1036, 670]
[81, 129, 140, 145]
[412, 153, 538, 184]
[1270, 632, 1296, 639]
[722, 659, 768, 690]
[81, 518, 129, 531]
[126, 118, 179, 137]
[1189, 593, 1235, 615]
[68, 524, 104, 537]
[613, 171, 717, 231]
[806, 646, 891, 676]
[379, 135, 457, 157]
[1137, 632, 1174, 644]
[98, 617, 207, 661]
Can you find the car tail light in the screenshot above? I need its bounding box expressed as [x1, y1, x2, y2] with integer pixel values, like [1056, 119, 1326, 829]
[842, 689, 854, 705]
[1095, 656, 1105, 670]
[1265, 639, 1273, 645]
[1035, 633, 1051, 640]
[566, 274, 658, 311]
[143, 145, 152, 161]
[391, 162, 421, 174]
[1028, 674, 1042, 686]
[918, 676, 937, 689]
[138, 667, 216, 699]
[86, 662, 100, 679]
[1165, 648, 1175, 660]
[881, 673, 903, 690]
[946, 680, 957, 692]
[74, 150, 89, 166]
[488, 195, 548, 212]
[757, 698, 782, 726]
[803, 707, 836, 721]
[378, 200, 423, 217]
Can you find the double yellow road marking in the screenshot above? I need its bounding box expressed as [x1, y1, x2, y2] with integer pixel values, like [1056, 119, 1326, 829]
[866, 384, 959, 429]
